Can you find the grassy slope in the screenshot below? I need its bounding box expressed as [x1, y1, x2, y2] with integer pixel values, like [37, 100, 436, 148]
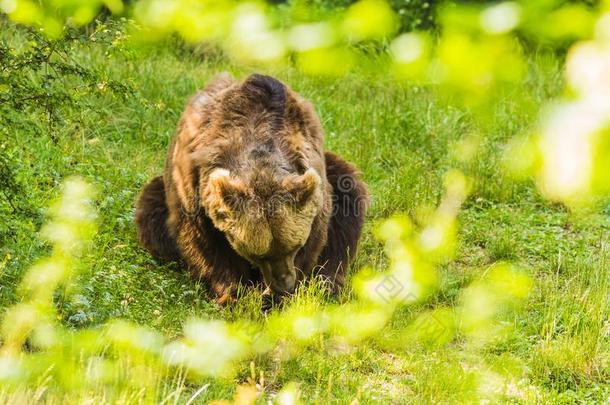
[1, 37, 609, 403]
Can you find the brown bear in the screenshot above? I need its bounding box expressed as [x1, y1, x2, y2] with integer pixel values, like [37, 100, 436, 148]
[135, 73, 368, 304]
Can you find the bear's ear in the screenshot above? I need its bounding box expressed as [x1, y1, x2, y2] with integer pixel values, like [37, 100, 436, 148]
[207, 169, 249, 209]
[282, 168, 321, 207]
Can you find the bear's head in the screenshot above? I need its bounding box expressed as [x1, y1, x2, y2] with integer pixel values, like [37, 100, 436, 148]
[192, 75, 330, 294]
[202, 166, 324, 294]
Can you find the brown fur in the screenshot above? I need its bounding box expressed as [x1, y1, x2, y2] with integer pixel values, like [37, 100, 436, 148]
[135, 73, 368, 303]
[316, 151, 369, 291]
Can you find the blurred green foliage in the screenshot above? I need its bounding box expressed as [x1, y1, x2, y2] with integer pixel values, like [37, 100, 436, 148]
[0, 164, 536, 402]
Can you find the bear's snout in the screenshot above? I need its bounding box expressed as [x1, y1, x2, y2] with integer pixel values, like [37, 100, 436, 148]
[259, 256, 297, 295]
[274, 272, 296, 294]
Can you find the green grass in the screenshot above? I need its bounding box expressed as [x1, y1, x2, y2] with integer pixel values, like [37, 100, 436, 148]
[1, 32, 609, 403]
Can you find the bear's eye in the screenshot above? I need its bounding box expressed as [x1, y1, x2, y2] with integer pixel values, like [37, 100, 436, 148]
[215, 210, 229, 221]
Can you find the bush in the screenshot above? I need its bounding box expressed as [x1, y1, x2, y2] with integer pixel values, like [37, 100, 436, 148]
[0, 19, 133, 240]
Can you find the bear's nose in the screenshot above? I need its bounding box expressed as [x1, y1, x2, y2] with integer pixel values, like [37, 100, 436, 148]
[274, 273, 296, 294]
[259, 256, 297, 295]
